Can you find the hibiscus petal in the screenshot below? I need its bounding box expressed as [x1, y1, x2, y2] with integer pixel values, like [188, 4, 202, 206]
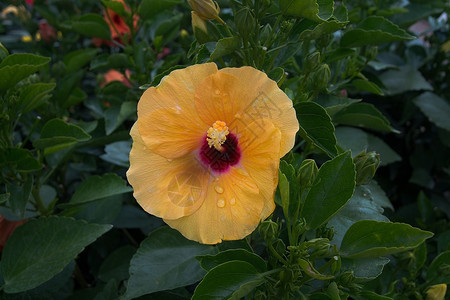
[127, 123, 209, 219]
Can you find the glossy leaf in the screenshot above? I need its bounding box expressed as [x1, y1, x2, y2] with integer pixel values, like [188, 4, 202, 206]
[192, 261, 264, 300]
[340, 220, 433, 258]
[300, 151, 356, 230]
[315, 94, 360, 116]
[1, 216, 111, 293]
[413, 92, 450, 131]
[100, 141, 131, 167]
[124, 227, 216, 299]
[197, 249, 267, 273]
[341, 16, 414, 47]
[104, 101, 137, 135]
[0, 54, 50, 91]
[72, 14, 111, 40]
[69, 173, 132, 205]
[296, 101, 338, 157]
[209, 37, 242, 61]
[280, 0, 334, 22]
[300, 20, 347, 40]
[341, 257, 390, 280]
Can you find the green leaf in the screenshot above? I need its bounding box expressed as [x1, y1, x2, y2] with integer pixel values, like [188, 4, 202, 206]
[100, 141, 131, 167]
[358, 291, 393, 300]
[64, 48, 98, 73]
[18, 83, 55, 114]
[340, 220, 433, 258]
[5, 175, 33, 219]
[192, 261, 264, 300]
[413, 92, 450, 132]
[209, 36, 242, 61]
[1, 216, 111, 293]
[298, 259, 334, 280]
[335, 127, 401, 166]
[341, 257, 390, 280]
[98, 245, 136, 282]
[333, 103, 398, 133]
[427, 250, 450, 284]
[328, 181, 391, 247]
[0, 193, 9, 205]
[33, 119, 91, 154]
[104, 101, 137, 135]
[300, 151, 356, 230]
[73, 194, 123, 224]
[197, 249, 267, 273]
[69, 173, 132, 205]
[379, 65, 433, 95]
[280, 0, 334, 22]
[300, 20, 347, 40]
[341, 16, 414, 47]
[279, 161, 300, 223]
[351, 79, 384, 96]
[0, 148, 41, 172]
[124, 227, 216, 299]
[315, 94, 360, 116]
[102, 0, 127, 17]
[326, 48, 356, 63]
[139, 0, 183, 19]
[296, 101, 338, 157]
[72, 14, 111, 40]
[0, 54, 50, 91]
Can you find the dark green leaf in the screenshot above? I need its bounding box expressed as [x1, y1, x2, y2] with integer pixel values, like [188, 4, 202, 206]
[280, 0, 334, 22]
[98, 245, 136, 282]
[413, 92, 450, 131]
[139, 0, 183, 19]
[72, 14, 111, 40]
[197, 249, 267, 273]
[124, 227, 216, 299]
[300, 151, 356, 230]
[341, 16, 414, 47]
[0, 54, 50, 91]
[104, 101, 137, 135]
[69, 173, 132, 205]
[209, 36, 242, 61]
[1, 216, 111, 293]
[340, 220, 433, 258]
[0, 148, 41, 172]
[100, 141, 131, 167]
[315, 94, 360, 116]
[64, 48, 98, 73]
[300, 20, 347, 40]
[5, 175, 33, 219]
[427, 250, 450, 284]
[64, 87, 87, 108]
[102, 0, 126, 17]
[351, 79, 384, 96]
[333, 103, 397, 133]
[326, 47, 356, 63]
[379, 65, 432, 95]
[298, 259, 334, 280]
[296, 101, 338, 157]
[341, 257, 390, 280]
[192, 261, 264, 300]
[73, 194, 123, 224]
[18, 83, 55, 113]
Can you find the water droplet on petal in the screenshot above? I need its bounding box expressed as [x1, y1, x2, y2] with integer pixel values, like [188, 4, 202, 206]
[215, 185, 224, 194]
[217, 198, 225, 208]
[230, 198, 236, 205]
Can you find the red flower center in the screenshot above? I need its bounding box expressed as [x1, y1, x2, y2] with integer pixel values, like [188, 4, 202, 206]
[199, 133, 241, 173]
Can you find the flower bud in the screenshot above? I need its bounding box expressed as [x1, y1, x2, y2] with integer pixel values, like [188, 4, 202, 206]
[293, 218, 307, 237]
[338, 270, 355, 285]
[304, 52, 321, 72]
[311, 64, 331, 90]
[354, 150, 380, 185]
[298, 159, 318, 189]
[235, 7, 255, 40]
[187, 0, 224, 24]
[279, 268, 294, 283]
[273, 239, 286, 256]
[365, 46, 378, 61]
[331, 255, 341, 274]
[191, 11, 210, 44]
[426, 284, 447, 300]
[258, 220, 279, 243]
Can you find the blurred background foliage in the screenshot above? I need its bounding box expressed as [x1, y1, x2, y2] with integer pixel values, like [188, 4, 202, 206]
[0, 0, 449, 299]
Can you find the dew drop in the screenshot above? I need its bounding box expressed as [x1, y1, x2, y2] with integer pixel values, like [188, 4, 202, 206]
[215, 185, 224, 194]
[230, 198, 236, 205]
[217, 198, 225, 208]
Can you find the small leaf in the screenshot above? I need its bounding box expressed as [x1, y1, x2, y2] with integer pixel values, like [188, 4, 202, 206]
[427, 250, 450, 284]
[0, 54, 50, 91]
[72, 14, 111, 40]
[197, 249, 267, 273]
[64, 48, 98, 73]
[104, 101, 137, 135]
[100, 141, 131, 167]
[351, 79, 384, 96]
[413, 92, 450, 132]
[18, 83, 55, 113]
[124, 227, 216, 299]
[300, 151, 356, 230]
[298, 259, 334, 280]
[1, 216, 111, 293]
[139, 0, 183, 19]
[341, 16, 414, 47]
[340, 220, 433, 258]
[209, 36, 242, 61]
[315, 94, 360, 116]
[69, 173, 132, 205]
[296, 101, 338, 157]
[333, 103, 398, 133]
[192, 261, 264, 300]
[280, 0, 334, 22]
[300, 20, 347, 41]
[102, 0, 127, 17]
[5, 175, 33, 218]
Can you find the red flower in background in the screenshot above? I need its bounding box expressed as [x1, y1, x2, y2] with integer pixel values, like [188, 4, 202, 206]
[0, 214, 26, 251]
[39, 20, 57, 43]
[26, 0, 34, 7]
[93, 0, 139, 47]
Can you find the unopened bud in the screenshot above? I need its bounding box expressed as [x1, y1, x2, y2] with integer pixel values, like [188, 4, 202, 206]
[235, 7, 255, 39]
[365, 46, 378, 61]
[331, 256, 341, 274]
[426, 284, 447, 300]
[191, 11, 211, 44]
[187, 0, 224, 24]
[339, 270, 355, 285]
[279, 268, 294, 283]
[304, 52, 321, 72]
[258, 220, 279, 243]
[354, 150, 380, 185]
[298, 159, 318, 189]
[311, 64, 331, 90]
[293, 218, 307, 237]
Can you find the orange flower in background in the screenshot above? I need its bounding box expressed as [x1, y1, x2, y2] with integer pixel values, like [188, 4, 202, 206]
[0, 214, 26, 251]
[101, 69, 131, 88]
[127, 63, 298, 244]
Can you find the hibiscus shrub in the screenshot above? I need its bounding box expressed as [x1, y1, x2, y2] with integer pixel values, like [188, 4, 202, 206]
[0, 0, 449, 299]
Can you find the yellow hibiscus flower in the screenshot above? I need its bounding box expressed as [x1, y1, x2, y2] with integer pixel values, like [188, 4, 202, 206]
[127, 63, 298, 244]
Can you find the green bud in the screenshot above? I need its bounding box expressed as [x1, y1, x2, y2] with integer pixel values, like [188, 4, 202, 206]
[280, 20, 293, 34]
[258, 220, 279, 242]
[365, 46, 378, 60]
[293, 218, 307, 237]
[298, 159, 318, 189]
[311, 64, 331, 90]
[316, 34, 332, 49]
[52, 61, 66, 77]
[188, 0, 224, 24]
[279, 268, 294, 283]
[339, 270, 355, 285]
[311, 239, 330, 258]
[304, 52, 321, 72]
[354, 150, 381, 185]
[331, 255, 341, 274]
[235, 7, 255, 40]
[273, 239, 286, 256]
[191, 11, 218, 44]
[426, 284, 447, 300]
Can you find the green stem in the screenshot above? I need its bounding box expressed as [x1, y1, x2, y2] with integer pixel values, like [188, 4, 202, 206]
[264, 14, 283, 48]
[32, 187, 48, 215]
[269, 243, 289, 266]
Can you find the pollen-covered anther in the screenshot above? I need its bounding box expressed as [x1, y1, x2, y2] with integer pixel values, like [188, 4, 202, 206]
[206, 120, 229, 151]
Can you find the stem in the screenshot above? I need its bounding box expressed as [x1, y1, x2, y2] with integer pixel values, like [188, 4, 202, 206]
[264, 14, 283, 48]
[32, 187, 48, 215]
[269, 243, 289, 266]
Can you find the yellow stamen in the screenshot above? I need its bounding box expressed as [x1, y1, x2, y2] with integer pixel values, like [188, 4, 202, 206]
[207, 120, 229, 151]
